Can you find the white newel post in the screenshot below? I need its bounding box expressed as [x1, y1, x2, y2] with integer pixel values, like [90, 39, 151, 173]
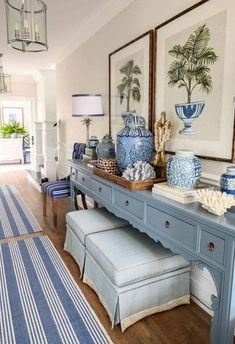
[42, 120, 57, 180]
[33, 122, 43, 172]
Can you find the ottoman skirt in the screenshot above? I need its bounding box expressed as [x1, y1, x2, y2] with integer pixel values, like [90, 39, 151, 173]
[83, 227, 190, 331]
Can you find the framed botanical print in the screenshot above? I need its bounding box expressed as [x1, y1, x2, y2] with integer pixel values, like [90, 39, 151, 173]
[155, 0, 235, 162]
[2, 107, 24, 126]
[109, 30, 154, 139]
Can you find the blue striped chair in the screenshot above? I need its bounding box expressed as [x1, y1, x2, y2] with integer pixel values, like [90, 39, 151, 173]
[42, 143, 86, 227]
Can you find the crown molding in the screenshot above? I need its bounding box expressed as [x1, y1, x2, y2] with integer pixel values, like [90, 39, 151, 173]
[55, 0, 135, 65]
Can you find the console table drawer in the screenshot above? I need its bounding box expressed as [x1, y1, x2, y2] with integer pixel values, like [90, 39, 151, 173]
[199, 230, 225, 266]
[77, 171, 91, 188]
[114, 190, 143, 219]
[92, 180, 112, 202]
[146, 205, 196, 250]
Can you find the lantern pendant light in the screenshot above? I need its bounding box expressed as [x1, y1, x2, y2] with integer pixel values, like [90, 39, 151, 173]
[0, 54, 11, 94]
[5, 0, 48, 52]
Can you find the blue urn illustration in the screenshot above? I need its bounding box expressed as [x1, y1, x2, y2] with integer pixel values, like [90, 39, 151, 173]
[175, 101, 205, 135]
[167, 150, 202, 189]
[116, 113, 153, 172]
[167, 24, 218, 135]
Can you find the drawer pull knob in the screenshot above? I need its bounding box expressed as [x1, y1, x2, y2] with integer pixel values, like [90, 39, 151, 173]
[208, 242, 215, 252]
[82, 177, 85, 181]
[125, 200, 129, 206]
[98, 187, 102, 192]
[165, 221, 170, 229]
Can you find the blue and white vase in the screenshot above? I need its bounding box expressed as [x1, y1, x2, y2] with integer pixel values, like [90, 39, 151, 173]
[116, 113, 153, 172]
[167, 150, 202, 189]
[175, 101, 205, 135]
[96, 134, 115, 159]
[220, 166, 235, 195]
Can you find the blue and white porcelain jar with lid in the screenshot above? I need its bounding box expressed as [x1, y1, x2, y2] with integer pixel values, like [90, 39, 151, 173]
[220, 166, 235, 195]
[116, 112, 153, 172]
[167, 150, 202, 189]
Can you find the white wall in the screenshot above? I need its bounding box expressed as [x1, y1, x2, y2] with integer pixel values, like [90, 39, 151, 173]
[56, 0, 233, 315]
[9, 75, 36, 99]
[36, 70, 57, 122]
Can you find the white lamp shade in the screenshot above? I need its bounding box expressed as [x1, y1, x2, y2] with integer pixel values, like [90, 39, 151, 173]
[72, 94, 104, 117]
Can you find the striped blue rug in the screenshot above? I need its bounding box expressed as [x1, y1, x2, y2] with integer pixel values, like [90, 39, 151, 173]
[0, 185, 42, 239]
[0, 236, 112, 344]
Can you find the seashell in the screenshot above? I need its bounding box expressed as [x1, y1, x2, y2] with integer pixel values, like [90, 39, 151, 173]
[196, 189, 235, 216]
[122, 161, 156, 181]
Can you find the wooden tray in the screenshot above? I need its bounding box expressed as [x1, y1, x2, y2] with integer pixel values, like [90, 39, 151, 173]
[93, 166, 166, 191]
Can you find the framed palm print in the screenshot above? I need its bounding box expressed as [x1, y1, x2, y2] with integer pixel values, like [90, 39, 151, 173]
[155, 0, 235, 162]
[2, 107, 24, 126]
[109, 30, 154, 139]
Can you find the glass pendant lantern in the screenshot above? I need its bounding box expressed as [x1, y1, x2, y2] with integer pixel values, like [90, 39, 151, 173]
[5, 0, 48, 52]
[0, 54, 11, 94]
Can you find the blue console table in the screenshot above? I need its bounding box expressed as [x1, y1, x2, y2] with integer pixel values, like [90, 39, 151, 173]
[67, 159, 235, 344]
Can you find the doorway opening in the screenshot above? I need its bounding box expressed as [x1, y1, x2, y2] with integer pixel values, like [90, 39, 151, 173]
[0, 98, 35, 172]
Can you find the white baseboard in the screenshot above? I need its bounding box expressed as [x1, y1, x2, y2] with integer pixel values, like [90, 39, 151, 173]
[191, 295, 213, 316]
[27, 174, 42, 193]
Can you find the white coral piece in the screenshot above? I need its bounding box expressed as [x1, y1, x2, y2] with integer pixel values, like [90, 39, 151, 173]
[122, 161, 156, 181]
[196, 189, 235, 216]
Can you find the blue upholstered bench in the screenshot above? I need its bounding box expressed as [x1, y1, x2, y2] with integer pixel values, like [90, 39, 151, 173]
[83, 226, 190, 331]
[64, 208, 128, 276]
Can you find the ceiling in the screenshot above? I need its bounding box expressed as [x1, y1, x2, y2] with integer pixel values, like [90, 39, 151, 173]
[0, 0, 134, 78]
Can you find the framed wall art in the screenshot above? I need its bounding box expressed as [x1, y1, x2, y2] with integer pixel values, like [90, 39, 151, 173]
[2, 107, 24, 126]
[109, 30, 154, 139]
[155, 0, 235, 162]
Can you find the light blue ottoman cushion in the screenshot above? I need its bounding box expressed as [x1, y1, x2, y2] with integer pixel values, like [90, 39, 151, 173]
[64, 208, 128, 275]
[83, 226, 190, 331]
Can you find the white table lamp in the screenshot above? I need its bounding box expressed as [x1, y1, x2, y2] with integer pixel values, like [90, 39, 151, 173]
[72, 94, 104, 145]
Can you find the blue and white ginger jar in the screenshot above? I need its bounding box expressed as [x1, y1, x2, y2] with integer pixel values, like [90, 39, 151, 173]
[167, 150, 202, 189]
[220, 166, 235, 195]
[96, 134, 115, 159]
[116, 113, 153, 172]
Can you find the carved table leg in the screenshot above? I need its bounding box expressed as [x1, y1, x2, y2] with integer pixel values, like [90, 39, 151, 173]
[69, 182, 76, 211]
[198, 258, 235, 344]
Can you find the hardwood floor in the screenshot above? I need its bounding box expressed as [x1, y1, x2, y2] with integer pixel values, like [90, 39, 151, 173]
[0, 170, 212, 344]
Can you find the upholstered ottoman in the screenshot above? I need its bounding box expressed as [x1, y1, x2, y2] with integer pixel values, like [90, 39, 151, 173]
[83, 226, 190, 331]
[64, 208, 128, 276]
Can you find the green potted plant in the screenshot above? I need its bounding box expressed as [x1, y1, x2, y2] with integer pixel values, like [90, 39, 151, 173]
[168, 24, 217, 134]
[0, 121, 27, 138]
